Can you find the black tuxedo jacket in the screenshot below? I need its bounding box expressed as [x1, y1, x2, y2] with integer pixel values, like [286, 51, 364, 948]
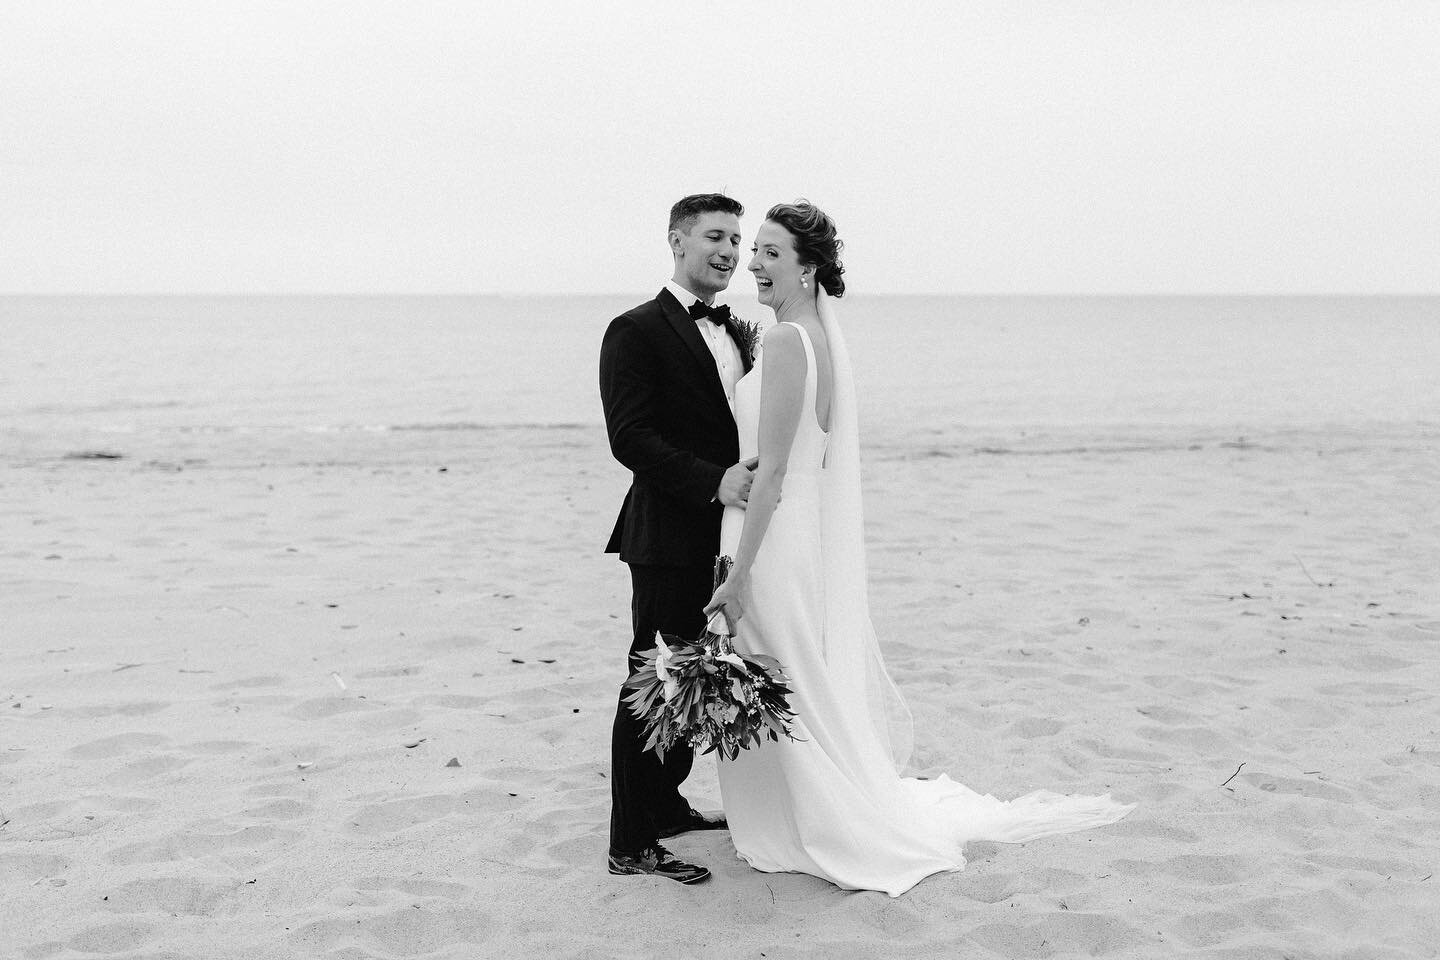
[599, 288, 751, 566]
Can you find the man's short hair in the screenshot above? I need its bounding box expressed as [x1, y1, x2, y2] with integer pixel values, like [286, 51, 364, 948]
[669, 193, 744, 233]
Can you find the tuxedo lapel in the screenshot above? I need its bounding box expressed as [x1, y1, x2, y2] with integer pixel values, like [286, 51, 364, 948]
[658, 288, 730, 408]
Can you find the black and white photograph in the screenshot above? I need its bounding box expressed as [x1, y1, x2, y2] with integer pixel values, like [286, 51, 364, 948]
[3, 2, 1438, 957]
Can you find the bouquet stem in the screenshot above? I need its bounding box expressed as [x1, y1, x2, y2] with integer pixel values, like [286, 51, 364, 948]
[620, 554, 797, 761]
[712, 554, 733, 593]
[709, 555, 735, 655]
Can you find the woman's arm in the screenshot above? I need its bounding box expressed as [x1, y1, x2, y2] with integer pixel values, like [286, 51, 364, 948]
[704, 324, 805, 625]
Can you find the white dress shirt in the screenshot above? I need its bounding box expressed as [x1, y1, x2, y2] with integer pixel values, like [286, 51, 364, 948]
[665, 280, 743, 412]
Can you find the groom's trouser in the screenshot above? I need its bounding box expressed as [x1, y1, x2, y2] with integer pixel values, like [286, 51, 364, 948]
[610, 562, 711, 854]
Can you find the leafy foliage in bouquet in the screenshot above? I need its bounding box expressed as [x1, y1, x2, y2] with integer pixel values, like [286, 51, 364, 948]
[623, 557, 799, 762]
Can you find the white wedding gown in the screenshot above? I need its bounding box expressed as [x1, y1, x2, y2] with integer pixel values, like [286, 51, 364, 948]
[717, 304, 1134, 897]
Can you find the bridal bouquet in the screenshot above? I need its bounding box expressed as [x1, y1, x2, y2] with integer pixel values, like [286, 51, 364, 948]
[623, 557, 798, 761]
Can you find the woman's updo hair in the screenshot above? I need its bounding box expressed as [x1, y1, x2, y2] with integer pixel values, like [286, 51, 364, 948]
[765, 200, 846, 298]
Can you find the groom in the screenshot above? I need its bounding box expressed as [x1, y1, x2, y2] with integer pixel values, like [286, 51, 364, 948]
[598, 193, 756, 884]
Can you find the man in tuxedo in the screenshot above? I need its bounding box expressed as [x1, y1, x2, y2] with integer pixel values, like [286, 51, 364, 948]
[598, 193, 756, 883]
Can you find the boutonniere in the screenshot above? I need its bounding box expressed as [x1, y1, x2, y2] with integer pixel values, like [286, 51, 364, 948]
[725, 315, 763, 368]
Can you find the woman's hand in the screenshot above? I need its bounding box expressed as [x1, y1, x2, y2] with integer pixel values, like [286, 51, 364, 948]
[703, 573, 747, 634]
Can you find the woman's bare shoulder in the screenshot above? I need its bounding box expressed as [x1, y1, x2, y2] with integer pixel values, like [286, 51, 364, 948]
[762, 322, 802, 346]
[759, 323, 804, 374]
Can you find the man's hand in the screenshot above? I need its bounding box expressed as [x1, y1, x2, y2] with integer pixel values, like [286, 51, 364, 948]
[716, 456, 759, 508]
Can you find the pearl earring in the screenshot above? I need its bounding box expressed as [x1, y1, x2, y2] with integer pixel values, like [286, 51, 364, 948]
[801, 278, 808, 289]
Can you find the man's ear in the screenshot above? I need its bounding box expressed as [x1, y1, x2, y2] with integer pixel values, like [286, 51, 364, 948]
[667, 228, 684, 256]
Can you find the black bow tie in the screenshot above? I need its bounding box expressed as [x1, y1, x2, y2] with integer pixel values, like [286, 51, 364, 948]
[688, 301, 732, 326]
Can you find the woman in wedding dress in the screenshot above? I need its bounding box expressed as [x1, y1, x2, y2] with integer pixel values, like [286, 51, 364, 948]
[703, 201, 1134, 897]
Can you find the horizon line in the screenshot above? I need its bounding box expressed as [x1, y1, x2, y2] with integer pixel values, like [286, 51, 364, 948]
[4, 290, 1438, 299]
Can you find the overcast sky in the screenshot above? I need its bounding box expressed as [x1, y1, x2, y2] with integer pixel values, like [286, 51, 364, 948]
[3, 1, 1437, 295]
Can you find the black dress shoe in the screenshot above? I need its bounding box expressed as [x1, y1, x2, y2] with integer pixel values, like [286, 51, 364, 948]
[655, 807, 728, 839]
[607, 844, 711, 884]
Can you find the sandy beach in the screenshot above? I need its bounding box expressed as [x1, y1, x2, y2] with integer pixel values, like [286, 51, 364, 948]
[4, 411, 1438, 958]
[6, 0, 1440, 950]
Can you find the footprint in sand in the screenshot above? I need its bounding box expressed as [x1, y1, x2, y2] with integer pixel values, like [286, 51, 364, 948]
[1133, 703, 1198, 725]
[104, 755, 191, 787]
[1316, 679, 1421, 700]
[64, 921, 156, 954]
[527, 797, 609, 868]
[289, 904, 493, 956]
[1136, 723, 1231, 754]
[343, 794, 469, 836]
[1073, 737, 1170, 763]
[354, 665, 425, 679]
[1380, 747, 1440, 770]
[1008, 716, 1064, 739]
[288, 697, 376, 720]
[419, 694, 491, 710]
[420, 634, 485, 655]
[246, 780, 310, 798]
[209, 674, 286, 691]
[0, 852, 71, 884]
[1171, 908, 1247, 948]
[1159, 853, 1249, 885]
[240, 798, 313, 822]
[6, 796, 156, 841]
[1108, 853, 1247, 887]
[1241, 771, 1352, 803]
[1102, 818, 1200, 844]
[1340, 652, 1415, 672]
[1269, 696, 1350, 728]
[949, 869, 1022, 903]
[969, 913, 1146, 956]
[99, 876, 245, 915]
[108, 824, 302, 866]
[1025, 866, 1091, 892]
[1305, 852, 1428, 878]
[217, 694, 294, 712]
[66, 701, 170, 719]
[181, 739, 255, 754]
[352, 876, 473, 898]
[67, 732, 168, 760]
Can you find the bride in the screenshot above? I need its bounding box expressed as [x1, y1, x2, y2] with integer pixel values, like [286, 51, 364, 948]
[703, 201, 1134, 897]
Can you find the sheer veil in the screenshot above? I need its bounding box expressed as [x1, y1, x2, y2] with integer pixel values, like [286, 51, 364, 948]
[816, 290, 916, 772]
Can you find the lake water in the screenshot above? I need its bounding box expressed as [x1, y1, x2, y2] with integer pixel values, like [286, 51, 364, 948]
[3, 294, 1437, 463]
